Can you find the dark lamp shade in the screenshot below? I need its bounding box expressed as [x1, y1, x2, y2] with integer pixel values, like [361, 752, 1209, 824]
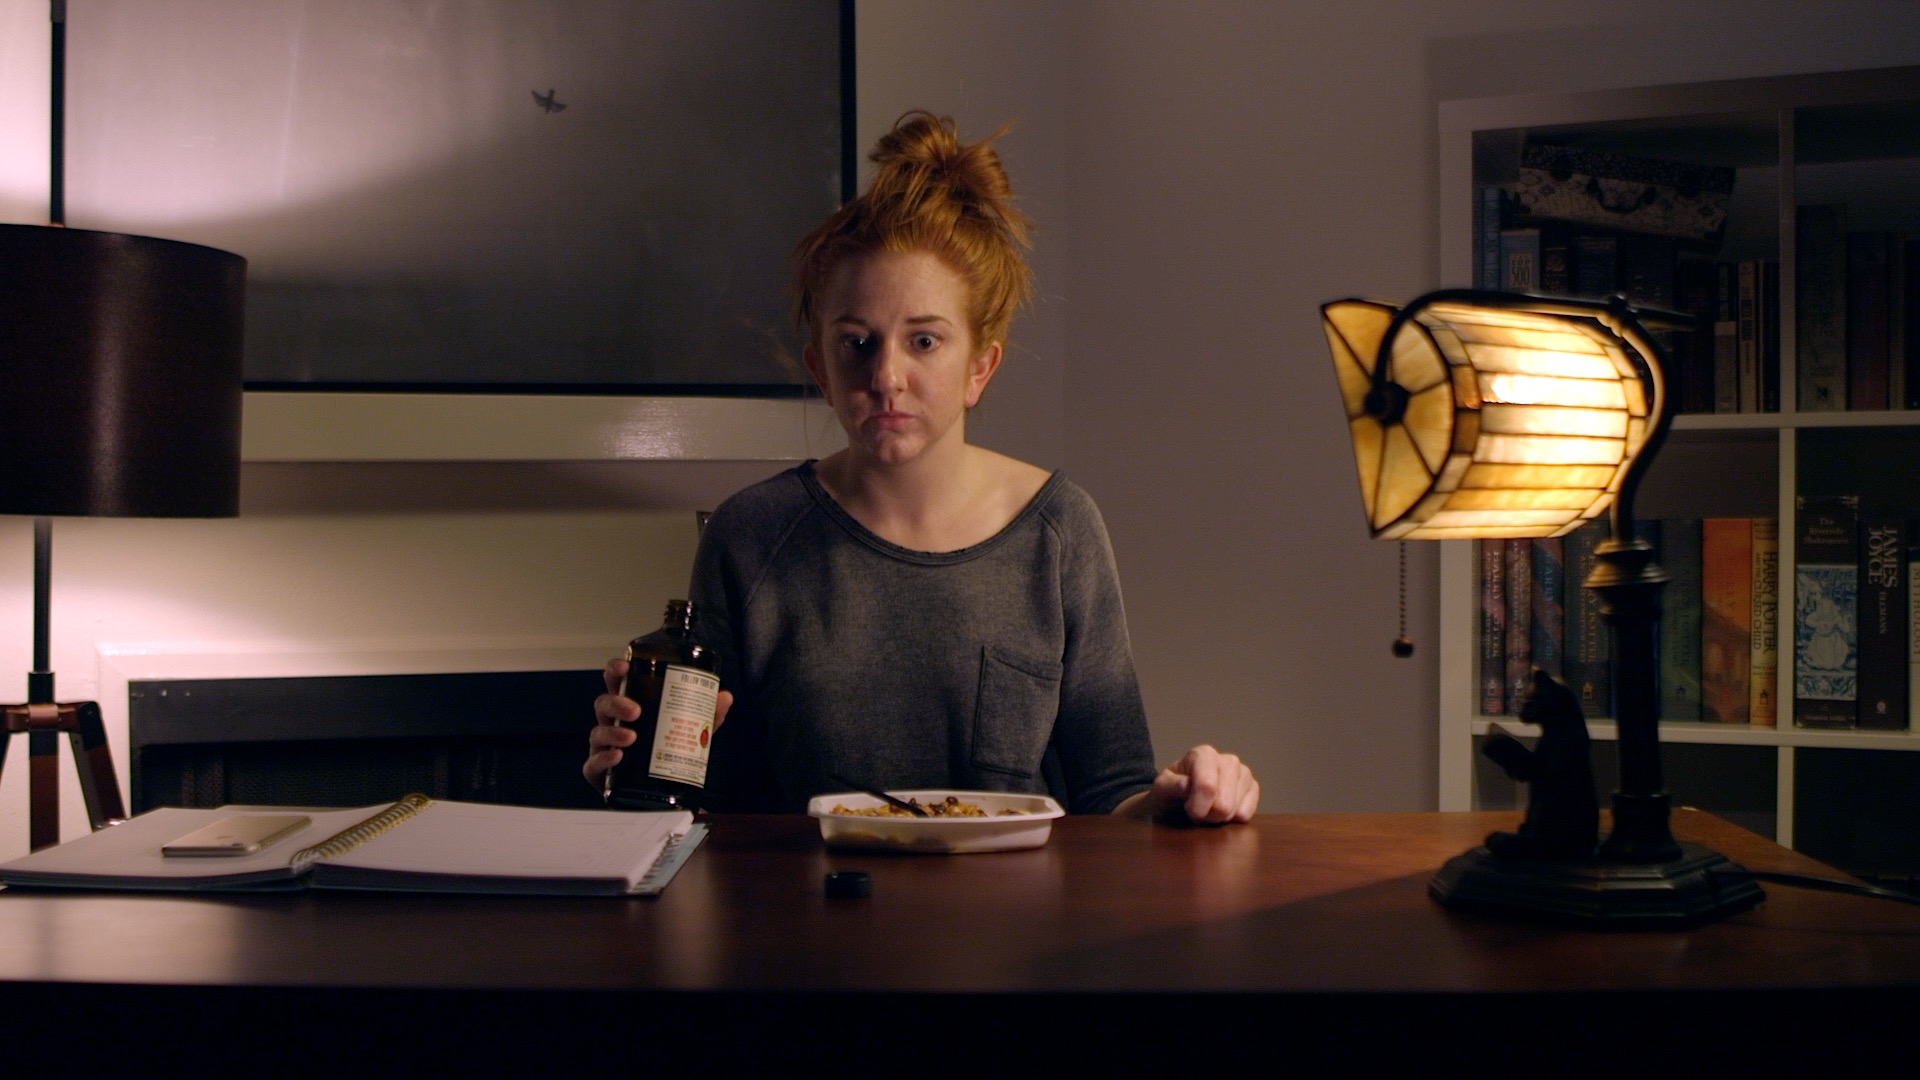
[0, 224, 246, 518]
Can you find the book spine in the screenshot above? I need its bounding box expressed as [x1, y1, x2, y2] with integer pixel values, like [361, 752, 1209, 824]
[1794, 495, 1862, 729]
[1910, 524, 1920, 731]
[1847, 231, 1892, 411]
[1701, 517, 1754, 723]
[1504, 539, 1533, 709]
[1531, 537, 1566, 681]
[1762, 258, 1782, 413]
[1477, 186, 1505, 289]
[1749, 518, 1780, 727]
[1796, 204, 1849, 411]
[1890, 237, 1907, 411]
[1480, 540, 1507, 715]
[1501, 228, 1542, 291]
[1906, 239, 1920, 409]
[1737, 260, 1760, 413]
[1564, 520, 1611, 717]
[1674, 257, 1719, 415]
[1574, 234, 1618, 300]
[1858, 518, 1908, 730]
[1659, 518, 1704, 722]
[1540, 227, 1572, 295]
[1713, 261, 1740, 414]
[1616, 235, 1677, 308]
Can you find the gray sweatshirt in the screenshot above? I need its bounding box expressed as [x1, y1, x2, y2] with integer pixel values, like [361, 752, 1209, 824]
[690, 462, 1157, 813]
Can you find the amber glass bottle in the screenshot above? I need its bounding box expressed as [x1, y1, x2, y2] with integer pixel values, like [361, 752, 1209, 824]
[605, 599, 721, 811]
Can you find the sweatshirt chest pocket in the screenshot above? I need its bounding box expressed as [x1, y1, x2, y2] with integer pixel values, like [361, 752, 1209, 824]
[970, 646, 1063, 777]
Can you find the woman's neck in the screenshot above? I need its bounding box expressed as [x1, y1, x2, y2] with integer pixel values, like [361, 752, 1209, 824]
[815, 444, 1046, 553]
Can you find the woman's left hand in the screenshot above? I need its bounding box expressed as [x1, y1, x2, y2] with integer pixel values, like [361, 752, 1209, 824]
[1137, 744, 1259, 824]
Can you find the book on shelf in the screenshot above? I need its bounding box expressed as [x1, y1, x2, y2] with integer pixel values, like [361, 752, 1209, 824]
[1504, 539, 1534, 710]
[1859, 517, 1909, 730]
[1672, 257, 1718, 415]
[1701, 517, 1754, 724]
[1479, 540, 1507, 715]
[1615, 234, 1678, 308]
[1749, 517, 1780, 727]
[1658, 518, 1704, 723]
[1794, 495, 1861, 729]
[1540, 228, 1573, 295]
[0, 795, 704, 896]
[1761, 259, 1782, 412]
[1737, 259, 1761, 413]
[1847, 231, 1893, 412]
[1796, 204, 1849, 412]
[1500, 228, 1542, 291]
[1476, 185, 1506, 290]
[1892, 237, 1908, 410]
[1711, 261, 1740, 414]
[1573, 233, 1618, 300]
[1910, 524, 1920, 730]
[1563, 520, 1611, 718]
[1905, 238, 1920, 409]
[1530, 536, 1566, 682]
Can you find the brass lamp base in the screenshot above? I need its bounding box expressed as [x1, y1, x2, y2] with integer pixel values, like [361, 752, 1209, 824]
[1430, 841, 1766, 928]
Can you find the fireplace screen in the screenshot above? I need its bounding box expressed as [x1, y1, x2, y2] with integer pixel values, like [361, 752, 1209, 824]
[129, 670, 605, 813]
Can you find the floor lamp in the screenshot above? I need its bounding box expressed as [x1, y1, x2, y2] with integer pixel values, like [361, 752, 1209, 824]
[1323, 288, 1766, 926]
[1, 4, 246, 852]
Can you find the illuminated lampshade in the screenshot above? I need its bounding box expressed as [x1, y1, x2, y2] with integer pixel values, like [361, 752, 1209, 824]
[1323, 292, 1656, 541]
[1318, 288, 1767, 929]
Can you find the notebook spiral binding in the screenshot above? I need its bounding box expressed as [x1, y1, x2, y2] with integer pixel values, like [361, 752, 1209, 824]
[289, 792, 433, 871]
[636, 822, 708, 893]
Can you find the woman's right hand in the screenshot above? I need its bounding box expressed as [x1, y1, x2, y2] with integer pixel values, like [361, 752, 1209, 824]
[585, 658, 733, 791]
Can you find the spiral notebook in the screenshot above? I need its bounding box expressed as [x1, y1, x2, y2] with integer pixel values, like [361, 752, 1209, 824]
[0, 795, 704, 897]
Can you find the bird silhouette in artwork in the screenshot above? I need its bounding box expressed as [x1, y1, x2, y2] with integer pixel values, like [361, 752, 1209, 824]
[532, 89, 567, 114]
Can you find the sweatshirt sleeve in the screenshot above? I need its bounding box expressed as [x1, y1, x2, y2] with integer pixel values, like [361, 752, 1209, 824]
[687, 498, 783, 812]
[1046, 485, 1158, 813]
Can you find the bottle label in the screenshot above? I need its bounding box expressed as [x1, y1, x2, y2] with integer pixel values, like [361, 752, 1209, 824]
[647, 663, 719, 787]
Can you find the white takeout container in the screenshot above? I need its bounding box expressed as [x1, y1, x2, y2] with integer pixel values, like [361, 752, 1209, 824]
[807, 790, 1066, 853]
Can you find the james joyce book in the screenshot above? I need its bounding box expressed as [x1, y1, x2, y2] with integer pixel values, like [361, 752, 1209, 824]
[1859, 517, 1908, 730]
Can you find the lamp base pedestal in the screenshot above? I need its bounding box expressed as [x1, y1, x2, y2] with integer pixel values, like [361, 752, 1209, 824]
[1429, 840, 1765, 928]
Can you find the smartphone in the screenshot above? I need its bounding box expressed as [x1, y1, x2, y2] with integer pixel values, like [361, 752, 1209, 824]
[161, 814, 311, 858]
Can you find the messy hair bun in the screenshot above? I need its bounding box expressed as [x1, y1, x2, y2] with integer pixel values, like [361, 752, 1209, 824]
[794, 110, 1033, 349]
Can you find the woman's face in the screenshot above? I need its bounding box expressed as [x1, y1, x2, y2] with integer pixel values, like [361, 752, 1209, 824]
[804, 249, 1002, 468]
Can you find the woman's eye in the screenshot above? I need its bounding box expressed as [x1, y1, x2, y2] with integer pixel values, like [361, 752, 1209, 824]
[911, 333, 940, 351]
[839, 334, 871, 354]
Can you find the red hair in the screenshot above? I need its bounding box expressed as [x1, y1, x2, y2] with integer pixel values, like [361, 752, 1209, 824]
[793, 111, 1033, 350]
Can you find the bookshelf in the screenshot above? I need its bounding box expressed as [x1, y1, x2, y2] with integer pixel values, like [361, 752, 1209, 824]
[1437, 66, 1920, 882]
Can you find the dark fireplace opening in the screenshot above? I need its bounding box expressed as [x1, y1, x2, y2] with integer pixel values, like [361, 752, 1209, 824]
[128, 670, 606, 813]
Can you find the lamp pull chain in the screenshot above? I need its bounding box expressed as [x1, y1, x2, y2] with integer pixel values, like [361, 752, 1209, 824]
[1393, 542, 1414, 658]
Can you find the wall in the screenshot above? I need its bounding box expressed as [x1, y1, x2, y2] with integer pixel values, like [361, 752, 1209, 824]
[6, 0, 1920, 852]
[853, 0, 1920, 813]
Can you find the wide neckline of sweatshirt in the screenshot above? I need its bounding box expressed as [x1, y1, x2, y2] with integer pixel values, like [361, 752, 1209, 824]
[796, 459, 1066, 567]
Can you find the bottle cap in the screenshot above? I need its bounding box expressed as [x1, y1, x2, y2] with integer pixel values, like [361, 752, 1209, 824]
[824, 870, 871, 899]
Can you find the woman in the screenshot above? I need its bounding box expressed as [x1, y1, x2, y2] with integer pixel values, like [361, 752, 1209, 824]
[587, 112, 1258, 823]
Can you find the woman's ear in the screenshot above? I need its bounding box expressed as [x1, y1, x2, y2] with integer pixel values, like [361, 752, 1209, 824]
[965, 341, 1004, 409]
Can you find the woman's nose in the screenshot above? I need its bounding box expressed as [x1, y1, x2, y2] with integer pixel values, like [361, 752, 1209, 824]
[869, 343, 906, 393]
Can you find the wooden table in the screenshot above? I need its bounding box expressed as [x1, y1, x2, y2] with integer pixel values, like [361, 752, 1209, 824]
[4, 809, 1918, 1072]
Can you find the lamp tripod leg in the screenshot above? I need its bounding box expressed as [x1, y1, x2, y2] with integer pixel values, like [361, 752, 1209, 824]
[3, 700, 127, 852]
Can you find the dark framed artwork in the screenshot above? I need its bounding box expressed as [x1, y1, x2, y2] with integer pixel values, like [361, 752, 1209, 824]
[66, 0, 851, 394]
